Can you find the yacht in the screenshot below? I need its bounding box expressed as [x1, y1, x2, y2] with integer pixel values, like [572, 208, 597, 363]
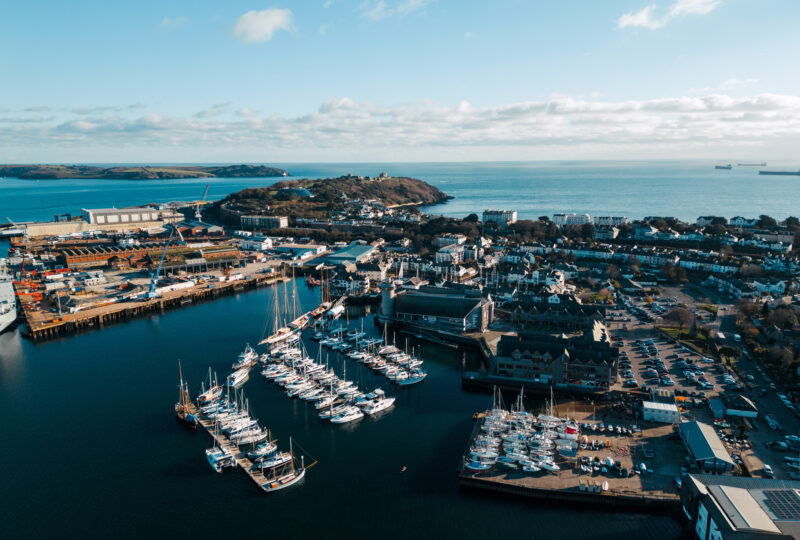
[232, 344, 258, 369]
[197, 369, 223, 405]
[225, 368, 250, 388]
[205, 445, 236, 473]
[330, 405, 364, 424]
[247, 441, 277, 460]
[397, 370, 427, 386]
[361, 394, 396, 416]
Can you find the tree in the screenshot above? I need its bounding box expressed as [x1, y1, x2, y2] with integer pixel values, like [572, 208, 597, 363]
[665, 307, 695, 329]
[463, 213, 479, 223]
[605, 263, 620, 279]
[784, 216, 800, 230]
[757, 215, 778, 229]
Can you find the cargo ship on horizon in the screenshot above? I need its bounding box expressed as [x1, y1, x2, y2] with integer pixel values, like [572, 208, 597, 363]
[759, 169, 800, 176]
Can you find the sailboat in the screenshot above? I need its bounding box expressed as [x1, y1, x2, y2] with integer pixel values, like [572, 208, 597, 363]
[261, 437, 308, 492]
[175, 362, 198, 428]
[259, 266, 295, 345]
[205, 422, 236, 472]
[197, 367, 223, 405]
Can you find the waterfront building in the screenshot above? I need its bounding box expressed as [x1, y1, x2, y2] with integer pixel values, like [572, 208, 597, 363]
[731, 216, 758, 228]
[482, 209, 518, 226]
[697, 216, 726, 227]
[275, 243, 327, 260]
[680, 475, 800, 540]
[325, 242, 377, 265]
[82, 207, 182, 226]
[593, 226, 619, 240]
[509, 294, 606, 331]
[552, 213, 591, 227]
[678, 421, 735, 473]
[240, 215, 289, 230]
[491, 321, 618, 390]
[239, 235, 274, 251]
[378, 282, 493, 334]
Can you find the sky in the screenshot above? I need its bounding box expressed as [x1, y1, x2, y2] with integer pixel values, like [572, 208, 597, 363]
[1, 0, 799, 163]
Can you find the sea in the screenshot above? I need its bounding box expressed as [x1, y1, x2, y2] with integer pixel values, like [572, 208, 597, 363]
[1, 160, 799, 223]
[0, 160, 769, 539]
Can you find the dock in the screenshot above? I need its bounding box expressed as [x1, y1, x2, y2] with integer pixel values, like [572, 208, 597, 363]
[188, 402, 270, 490]
[19, 273, 289, 342]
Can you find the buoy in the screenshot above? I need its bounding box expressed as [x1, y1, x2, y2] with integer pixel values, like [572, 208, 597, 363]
[401, 466, 407, 473]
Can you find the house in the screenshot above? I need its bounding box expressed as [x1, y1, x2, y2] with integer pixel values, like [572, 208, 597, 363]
[731, 216, 757, 228]
[356, 262, 389, 282]
[750, 277, 787, 296]
[593, 216, 628, 227]
[435, 244, 465, 264]
[240, 235, 273, 251]
[593, 226, 619, 240]
[435, 233, 467, 247]
[697, 216, 725, 227]
[641, 401, 680, 424]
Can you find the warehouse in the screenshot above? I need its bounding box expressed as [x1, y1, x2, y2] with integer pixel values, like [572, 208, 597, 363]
[641, 401, 680, 424]
[678, 421, 735, 473]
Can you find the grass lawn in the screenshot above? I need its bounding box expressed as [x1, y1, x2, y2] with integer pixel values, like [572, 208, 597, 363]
[659, 326, 711, 353]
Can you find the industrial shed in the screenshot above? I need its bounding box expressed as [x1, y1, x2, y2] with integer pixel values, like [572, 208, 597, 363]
[678, 421, 735, 473]
[641, 401, 681, 424]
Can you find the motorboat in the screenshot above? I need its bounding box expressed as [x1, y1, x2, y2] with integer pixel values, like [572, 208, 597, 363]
[330, 406, 364, 424]
[205, 445, 236, 473]
[225, 368, 249, 388]
[232, 344, 258, 369]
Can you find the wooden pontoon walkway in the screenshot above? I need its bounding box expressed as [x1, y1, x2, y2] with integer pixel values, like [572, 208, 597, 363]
[188, 403, 269, 490]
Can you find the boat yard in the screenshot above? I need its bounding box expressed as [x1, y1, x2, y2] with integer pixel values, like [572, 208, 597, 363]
[458, 398, 683, 510]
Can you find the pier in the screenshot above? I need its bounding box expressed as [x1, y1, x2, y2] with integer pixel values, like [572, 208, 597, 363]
[19, 273, 289, 342]
[187, 402, 270, 491]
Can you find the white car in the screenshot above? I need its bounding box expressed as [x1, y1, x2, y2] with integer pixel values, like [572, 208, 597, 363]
[763, 464, 774, 478]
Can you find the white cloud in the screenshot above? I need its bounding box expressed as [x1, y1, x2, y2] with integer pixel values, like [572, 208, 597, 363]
[670, 0, 721, 16]
[8, 92, 800, 161]
[464, 31, 474, 39]
[233, 8, 293, 43]
[319, 23, 329, 35]
[358, 0, 435, 21]
[617, 5, 664, 30]
[160, 16, 187, 28]
[618, 0, 721, 30]
[323, 0, 335, 6]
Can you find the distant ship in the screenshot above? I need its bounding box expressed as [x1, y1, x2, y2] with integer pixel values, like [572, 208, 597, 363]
[759, 170, 800, 176]
[714, 164, 732, 170]
[737, 162, 767, 167]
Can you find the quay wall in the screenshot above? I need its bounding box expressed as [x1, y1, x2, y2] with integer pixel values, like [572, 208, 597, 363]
[21, 274, 287, 342]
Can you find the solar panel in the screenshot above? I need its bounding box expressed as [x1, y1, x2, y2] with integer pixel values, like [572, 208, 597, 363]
[764, 489, 800, 521]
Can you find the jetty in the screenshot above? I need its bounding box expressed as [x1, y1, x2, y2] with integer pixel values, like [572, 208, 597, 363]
[187, 402, 270, 489]
[19, 273, 288, 341]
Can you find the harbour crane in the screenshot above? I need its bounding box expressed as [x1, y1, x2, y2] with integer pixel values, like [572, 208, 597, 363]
[194, 184, 210, 222]
[146, 228, 176, 299]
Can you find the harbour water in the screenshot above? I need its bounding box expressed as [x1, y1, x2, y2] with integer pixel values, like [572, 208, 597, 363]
[2, 160, 799, 223]
[0, 274, 682, 539]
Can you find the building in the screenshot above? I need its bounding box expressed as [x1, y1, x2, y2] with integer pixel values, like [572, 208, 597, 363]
[482, 209, 518, 226]
[593, 226, 619, 240]
[697, 216, 726, 227]
[81, 207, 180, 226]
[325, 243, 377, 265]
[731, 216, 758, 228]
[379, 282, 494, 334]
[491, 321, 618, 391]
[593, 216, 629, 227]
[241, 215, 289, 230]
[681, 474, 800, 540]
[275, 243, 327, 260]
[435, 234, 467, 247]
[435, 244, 465, 264]
[240, 235, 273, 251]
[552, 213, 591, 227]
[678, 421, 735, 473]
[641, 401, 680, 424]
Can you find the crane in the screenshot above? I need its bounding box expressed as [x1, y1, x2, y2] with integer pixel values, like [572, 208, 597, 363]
[146, 228, 175, 299]
[194, 184, 210, 222]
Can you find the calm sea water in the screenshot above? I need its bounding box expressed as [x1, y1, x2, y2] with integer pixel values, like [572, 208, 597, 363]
[1, 160, 799, 223]
[0, 278, 682, 539]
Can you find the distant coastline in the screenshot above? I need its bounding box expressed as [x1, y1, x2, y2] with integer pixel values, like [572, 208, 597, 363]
[0, 164, 289, 180]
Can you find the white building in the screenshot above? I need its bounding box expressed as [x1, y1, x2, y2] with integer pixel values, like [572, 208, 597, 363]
[435, 244, 465, 264]
[435, 233, 467, 247]
[642, 401, 681, 424]
[240, 235, 274, 251]
[482, 209, 518, 226]
[593, 216, 628, 227]
[552, 213, 591, 227]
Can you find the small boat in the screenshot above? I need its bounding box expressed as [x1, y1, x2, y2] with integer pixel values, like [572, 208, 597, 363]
[247, 440, 278, 460]
[465, 460, 493, 471]
[232, 344, 258, 369]
[261, 439, 310, 493]
[330, 405, 364, 424]
[397, 370, 427, 386]
[362, 396, 396, 416]
[255, 451, 292, 470]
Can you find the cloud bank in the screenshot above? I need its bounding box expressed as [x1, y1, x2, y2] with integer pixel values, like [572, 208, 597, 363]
[5, 92, 800, 161]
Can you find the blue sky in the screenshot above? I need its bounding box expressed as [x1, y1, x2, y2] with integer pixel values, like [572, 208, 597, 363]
[2, 0, 799, 162]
